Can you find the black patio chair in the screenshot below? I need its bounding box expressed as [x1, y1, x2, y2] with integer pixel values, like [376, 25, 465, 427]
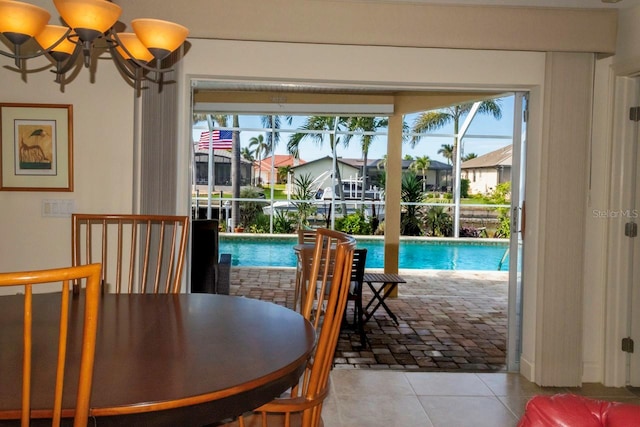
[344, 248, 368, 347]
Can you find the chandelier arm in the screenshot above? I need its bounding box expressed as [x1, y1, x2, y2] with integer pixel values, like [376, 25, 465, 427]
[0, 45, 24, 68]
[108, 43, 138, 81]
[133, 59, 174, 76]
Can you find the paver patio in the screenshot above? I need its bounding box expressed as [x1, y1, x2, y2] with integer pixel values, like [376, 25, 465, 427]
[230, 267, 509, 372]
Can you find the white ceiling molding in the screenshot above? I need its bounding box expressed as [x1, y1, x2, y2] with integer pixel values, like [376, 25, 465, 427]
[117, 0, 618, 54]
[193, 102, 394, 115]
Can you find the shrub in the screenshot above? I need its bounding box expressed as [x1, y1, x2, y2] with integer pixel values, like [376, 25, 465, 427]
[336, 212, 371, 235]
[239, 187, 266, 227]
[483, 182, 511, 238]
[494, 215, 511, 238]
[273, 210, 295, 234]
[291, 173, 317, 228]
[459, 226, 480, 238]
[401, 172, 424, 236]
[460, 179, 470, 198]
[424, 206, 452, 237]
[248, 213, 270, 233]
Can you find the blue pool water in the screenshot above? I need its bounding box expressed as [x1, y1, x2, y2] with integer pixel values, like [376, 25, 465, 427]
[219, 235, 510, 271]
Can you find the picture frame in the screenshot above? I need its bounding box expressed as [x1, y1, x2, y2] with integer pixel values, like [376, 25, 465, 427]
[0, 103, 73, 192]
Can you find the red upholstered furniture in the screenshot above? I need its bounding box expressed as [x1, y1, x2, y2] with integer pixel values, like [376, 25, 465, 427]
[518, 394, 640, 427]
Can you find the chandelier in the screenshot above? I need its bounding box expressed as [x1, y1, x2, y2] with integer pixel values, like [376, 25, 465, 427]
[0, 0, 189, 84]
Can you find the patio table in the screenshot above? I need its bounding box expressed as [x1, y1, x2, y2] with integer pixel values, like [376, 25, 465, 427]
[362, 273, 406, 324]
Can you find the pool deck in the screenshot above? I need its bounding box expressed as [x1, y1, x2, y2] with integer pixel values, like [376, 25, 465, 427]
[231, 267, 509, 372]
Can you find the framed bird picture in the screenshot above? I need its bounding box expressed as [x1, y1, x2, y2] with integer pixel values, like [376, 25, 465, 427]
[0, 103, 73, 191]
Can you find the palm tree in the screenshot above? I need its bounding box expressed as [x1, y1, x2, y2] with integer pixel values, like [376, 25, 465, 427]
[288, 116, 350, 216]
[438, 144, 454, 165]
[240, 147, 255, 186]
[344, 117, 388, 206]
[463, 153, 478, 161]
[410, 155, 430, 192]
[241, 147, 254, 162]
[261, 115, 292, 150]
[260, 115, 292, 198]
[401, 172, 424, 236]
[277, 165, 292, 184]
[412, 100, 502, 194]
[230, 116, 242, 227]
[376, 154, 388, 171]
[248, 134, 269, 185]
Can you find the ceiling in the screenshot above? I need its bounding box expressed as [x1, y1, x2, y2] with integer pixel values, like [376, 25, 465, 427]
[384, 0, 640, 8]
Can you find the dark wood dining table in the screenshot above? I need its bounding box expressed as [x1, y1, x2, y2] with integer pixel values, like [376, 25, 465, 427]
[0, 292, 315, 427]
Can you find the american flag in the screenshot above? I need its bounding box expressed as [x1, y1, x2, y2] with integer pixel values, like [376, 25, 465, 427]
[197, 130, 233, 150]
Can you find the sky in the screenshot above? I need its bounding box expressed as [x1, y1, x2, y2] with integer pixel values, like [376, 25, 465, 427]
[192, 94, 515, 165]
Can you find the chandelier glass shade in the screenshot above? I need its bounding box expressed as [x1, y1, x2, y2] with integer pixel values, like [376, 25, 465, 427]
[115, 32, 153, 62]
[34, 25, 76, 56]
[131, 18, 189, 62]
[0, 1, 50, 43]
[53, 0, 121, 35]
[0, 0, 189, 84]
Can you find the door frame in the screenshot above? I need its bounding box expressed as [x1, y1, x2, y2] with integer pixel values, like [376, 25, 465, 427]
[507, 92, 527, 372]
[604, 66, 640, 387]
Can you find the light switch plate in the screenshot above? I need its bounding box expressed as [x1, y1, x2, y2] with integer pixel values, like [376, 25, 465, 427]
[42, 199, 75, 217]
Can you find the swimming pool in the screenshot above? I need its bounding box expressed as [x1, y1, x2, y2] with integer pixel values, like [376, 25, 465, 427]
[219, 235, 510, 271]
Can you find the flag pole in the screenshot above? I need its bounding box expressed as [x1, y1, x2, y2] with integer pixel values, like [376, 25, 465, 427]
[206, 115, 215, 220]
[270, 116, 276, 234]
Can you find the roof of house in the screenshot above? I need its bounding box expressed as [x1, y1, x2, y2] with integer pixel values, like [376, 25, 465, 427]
[339, 157, 396, 168]
[461, 145, 512, 169]
[290, 156, 362, 170]
[255, 155, 306, 170]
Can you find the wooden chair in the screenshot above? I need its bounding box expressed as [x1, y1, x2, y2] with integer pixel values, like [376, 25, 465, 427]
[344, 248, 368, 347]
[226, 228, 356, 427]
[292, 228, 317, 311]
[71, 214, 189, 294]
[0, 264, 102, 427]
[297, 228, 316, 245]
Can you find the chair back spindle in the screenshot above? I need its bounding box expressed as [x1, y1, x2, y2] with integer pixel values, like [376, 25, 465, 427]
[71, 214, 189, 294]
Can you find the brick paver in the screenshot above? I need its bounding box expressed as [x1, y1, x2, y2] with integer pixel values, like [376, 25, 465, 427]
[230, 267, 509, 372]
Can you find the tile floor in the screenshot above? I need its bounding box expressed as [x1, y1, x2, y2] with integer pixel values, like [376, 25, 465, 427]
[322, 370, 640, 427]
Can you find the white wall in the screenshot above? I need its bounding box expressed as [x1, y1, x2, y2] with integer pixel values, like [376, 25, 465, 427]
[464, 168, 499, 195]
[291, 159, 360, 192]
[0, 57, 134, 275]
[613, 6, 640, 63]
